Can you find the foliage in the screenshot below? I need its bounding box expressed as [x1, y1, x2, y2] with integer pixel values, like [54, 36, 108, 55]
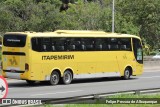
[116, 0, 160, 50]
[0, 0, 159, 53]
[58, 2, 111, 31]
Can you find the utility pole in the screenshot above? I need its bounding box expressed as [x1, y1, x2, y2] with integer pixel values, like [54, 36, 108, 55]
[112, 0, 115, 33]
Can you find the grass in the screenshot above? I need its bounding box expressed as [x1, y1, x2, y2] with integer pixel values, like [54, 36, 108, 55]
[41, 94, 160, 107]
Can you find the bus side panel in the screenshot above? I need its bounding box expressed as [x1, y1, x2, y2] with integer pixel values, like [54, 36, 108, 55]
[133, 63, 143, 76]
[74, 52, 120, 78]
[75, 52, 96, 74]
[27, 51, 45, 81]
[28, 52, 77, 81]
[117, 51, 136, 76]
[95, 52, 119, 73]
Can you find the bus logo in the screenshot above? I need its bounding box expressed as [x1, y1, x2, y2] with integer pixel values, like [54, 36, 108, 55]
[9, 56, 18, 65]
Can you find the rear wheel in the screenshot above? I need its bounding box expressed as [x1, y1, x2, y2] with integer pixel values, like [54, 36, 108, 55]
[62, 70, 73, 85]
[26, 80, 36, 85]
[50, 71, 60, 85]
[122, 68, 131, 80]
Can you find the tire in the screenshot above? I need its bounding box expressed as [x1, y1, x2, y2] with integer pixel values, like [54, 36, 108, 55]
[62, 70, 73, 85]
[122, 68, 131, 80]
[26, 80, 36, 85]
[50, 71, 60, 85]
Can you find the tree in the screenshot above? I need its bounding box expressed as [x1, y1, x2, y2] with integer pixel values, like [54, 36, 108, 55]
[0, 0, 159, 51]
[116, 0, 160, 50]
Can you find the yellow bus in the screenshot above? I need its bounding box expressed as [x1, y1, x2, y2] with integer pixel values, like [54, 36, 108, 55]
[1, 30, 143, 85]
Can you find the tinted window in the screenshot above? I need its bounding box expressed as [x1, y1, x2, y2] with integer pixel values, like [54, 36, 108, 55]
[108, 38, 119, 50]
[118, 38, 132, 51]
[105, 38, 132, 51]
[31, 37, 132, 52]
[80, 38, 94, 51]
[31, 38, 42, 52]
[133, 38, 143, 64]
[66, 38, 79, 51]
[95, 38, 108, 51]
[3, 34, 26, 47]
[54, 38, 66, 51]
[31, 37, 52, 52]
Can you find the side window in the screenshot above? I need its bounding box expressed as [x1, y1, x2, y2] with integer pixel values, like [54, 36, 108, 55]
[50, 38, 56, 51]
[95, 38, 108, 51]
[81, 38, 94, 51]
[95, 39, 103, 51]
[66, 38, 76, 51]
[54, 38, 66, 51]
[31, 37, 42, 52]
[42, 38, 51, 52]
[73, 38, 81, 51]
[108, 38, 119, 50]
[119, 38, 132, 51]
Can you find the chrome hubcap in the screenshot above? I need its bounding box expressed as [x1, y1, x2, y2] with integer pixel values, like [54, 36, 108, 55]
[125, 70, 130, 78]
[52, 74, 58, 84]
[64, 73, 71, 83]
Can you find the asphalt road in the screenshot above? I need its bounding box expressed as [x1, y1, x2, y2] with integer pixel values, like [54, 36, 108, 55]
[6, 69, 160, 98]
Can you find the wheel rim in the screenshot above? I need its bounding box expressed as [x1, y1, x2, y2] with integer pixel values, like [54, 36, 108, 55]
[125, 69, 130, 78]
[64, 72, 71, 83]
[51, 73, 59, 84]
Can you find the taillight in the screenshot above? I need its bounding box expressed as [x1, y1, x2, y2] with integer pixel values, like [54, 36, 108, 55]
[25, 63, 29, 71]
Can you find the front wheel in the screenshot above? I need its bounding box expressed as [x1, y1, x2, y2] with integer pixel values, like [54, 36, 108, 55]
[62, 70, 73, 85]
[122, 68, 131, 80]
[50, 71, 60, 85]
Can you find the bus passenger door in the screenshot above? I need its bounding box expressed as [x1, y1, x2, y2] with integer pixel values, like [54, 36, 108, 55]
[116, 38, 134, 76]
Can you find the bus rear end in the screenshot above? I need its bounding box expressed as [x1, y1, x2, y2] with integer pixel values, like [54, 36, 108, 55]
[2, 33, 27, 79]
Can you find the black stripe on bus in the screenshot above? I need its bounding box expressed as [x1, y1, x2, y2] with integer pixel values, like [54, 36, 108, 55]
[2, 52, 25, 56]
[3, 70, 25, 73]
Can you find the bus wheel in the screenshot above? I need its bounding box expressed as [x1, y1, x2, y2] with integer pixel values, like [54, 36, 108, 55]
[122, 68, 131, 80]
[50, 71, 60, 85]
[26, 80, 35, 85]
[62, 70, 72, 85]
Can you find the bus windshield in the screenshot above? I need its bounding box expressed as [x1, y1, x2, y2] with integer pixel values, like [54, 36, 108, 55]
[3, 34, 26, 47]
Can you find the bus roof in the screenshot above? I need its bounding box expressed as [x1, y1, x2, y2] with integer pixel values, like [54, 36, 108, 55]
[4, 30, 141, 39]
